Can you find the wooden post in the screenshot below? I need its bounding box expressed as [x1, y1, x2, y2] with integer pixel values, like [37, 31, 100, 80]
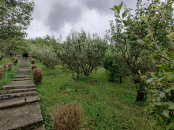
[6, 65, 8, 80]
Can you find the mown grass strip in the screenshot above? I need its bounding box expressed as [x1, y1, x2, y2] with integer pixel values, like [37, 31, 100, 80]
[33, 59, 161, 130]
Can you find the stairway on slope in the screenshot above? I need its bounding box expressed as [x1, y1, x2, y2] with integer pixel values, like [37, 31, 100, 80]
[0, 58, 45, 130]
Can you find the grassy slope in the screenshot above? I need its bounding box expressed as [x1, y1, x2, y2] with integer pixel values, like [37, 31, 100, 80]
[0, 57, 19, 89]
[34, 60, 160, 130]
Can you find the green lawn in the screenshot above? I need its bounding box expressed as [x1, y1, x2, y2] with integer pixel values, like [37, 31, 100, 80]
[0, 57, 19, 89]
[34, 60, 161, 130]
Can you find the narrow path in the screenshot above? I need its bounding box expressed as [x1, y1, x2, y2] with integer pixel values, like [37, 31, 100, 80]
[0, 58, 44, 130]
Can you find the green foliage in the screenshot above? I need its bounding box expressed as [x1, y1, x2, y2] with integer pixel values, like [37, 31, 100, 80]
[20, 39, 30, 54]
[30, 44, 57, 69]
[0, 0, 34, 56]
[31, 35, 57, 47]
[0, 0, 34, 40]
[29, 44, 42, 61]
[144, 57, 174, 129]
[108, 0, 173, 102]
[103, 46, 130, 83]
[129, 0, 174, 128]
[40, 46, 57, 69]
[53, 30, 107, 91]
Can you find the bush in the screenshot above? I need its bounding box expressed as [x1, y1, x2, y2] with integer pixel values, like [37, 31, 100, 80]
[55, 30, 107, 77]
[0, 68, 3, 80]
[41, 47, 57, 69]
[29, 57, 32, 61]
[31, 64, 37, 70]
[12, 57, 18, 65]
[29, 45, 43, 62]
[51, 102, 84, 130]
[30, 45, 57, 69]
[7, 63, 12, 71]
[33, 68, 43, 83]
[103, 48, 130, 83]
[53, 30, 107, 91]
[31, 59, 35, 64]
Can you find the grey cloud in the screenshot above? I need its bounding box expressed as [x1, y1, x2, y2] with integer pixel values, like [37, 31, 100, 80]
[83, 0, 139, 13]
[44, 0, 138, 32]
[82, 0, 121, 14]
[45, 2, 83, 32]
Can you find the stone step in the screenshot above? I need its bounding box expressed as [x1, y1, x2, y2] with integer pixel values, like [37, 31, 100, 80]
[19, 65, 29, 67]
[14, 75, 31, 78]
[0, 102, 43, 130]
[17, 69, 31, 73]
[0, 88, 36, 94]
[19, 67, 30, 70]
[3, 80, 35, 90]
[20, 65, 29, 67]
[12, 78, 32, 81]
[18, 69, 30, 71]
[0, 95, 40, 109]
[3, 85, 35, 90]
[0, 91, 37, 100]
[18, 73, 31, 76]
[17, 71, 30, 74]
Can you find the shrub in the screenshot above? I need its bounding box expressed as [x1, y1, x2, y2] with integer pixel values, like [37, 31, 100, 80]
[31, 64, 37, 70]
[29, 44, 43, 62]
[0, 68, 3, 80]
[31, 59, 35, 64]
[7, 63, 12, 71]
[103, 48, 130, 83]
[30, 45, 57, 69]
[29, 57, 32, 61]
[51, 102, 84, 130]
[53, 30, 107, 91]
[40, 46, 57, 69]
[33, 68, 43, 83]
[12, 57, 18, 65]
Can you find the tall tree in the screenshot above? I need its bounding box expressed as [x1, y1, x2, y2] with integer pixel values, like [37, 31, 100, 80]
[0, 0, 34, 56]
[108, 0, 173, 101]
[103, 45, 130, 83]
[136, 1, 174, 128]
[53, 30, 107, 92]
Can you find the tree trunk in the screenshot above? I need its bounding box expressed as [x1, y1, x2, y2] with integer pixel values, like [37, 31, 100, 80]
[84, 71, 89, 77]
[110, 73, 114, 82]
[75, 74, 79, 92]
[119, 76, 122, 84]
[0, 57, 3, 61]
[136, 89, 146, 102]
[134, 76, 146, 102]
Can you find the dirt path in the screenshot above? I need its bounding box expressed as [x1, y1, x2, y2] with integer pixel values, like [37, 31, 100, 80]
[0, 58, 44, 130]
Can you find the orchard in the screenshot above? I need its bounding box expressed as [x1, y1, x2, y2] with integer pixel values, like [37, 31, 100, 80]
[0, 0, 173, 129]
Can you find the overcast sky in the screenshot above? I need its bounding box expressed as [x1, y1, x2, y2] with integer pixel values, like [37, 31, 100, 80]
[26, 0, 165, 41]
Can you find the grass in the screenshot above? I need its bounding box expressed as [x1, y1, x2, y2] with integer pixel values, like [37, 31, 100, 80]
[33, 60, 161, 130]
[0, 57, 20, 89]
